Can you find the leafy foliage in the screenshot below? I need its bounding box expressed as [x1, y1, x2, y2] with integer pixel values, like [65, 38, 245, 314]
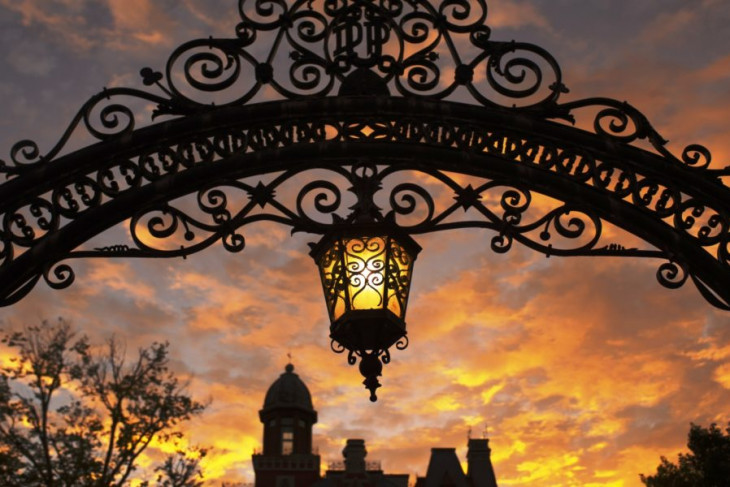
[0, 320, 206, 486]
[641, 422, 730, 487]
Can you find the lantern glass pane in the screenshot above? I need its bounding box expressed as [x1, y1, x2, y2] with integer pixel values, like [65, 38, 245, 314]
[386, 238, 413, 319]
[343, 236, 387, 311]
[318, 240, 347, 321]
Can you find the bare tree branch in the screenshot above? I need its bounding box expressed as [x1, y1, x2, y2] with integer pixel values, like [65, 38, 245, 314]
[0, 320, 207, 486]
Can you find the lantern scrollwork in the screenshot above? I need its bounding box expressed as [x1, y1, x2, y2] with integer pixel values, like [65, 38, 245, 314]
[310, 225, 421, 401]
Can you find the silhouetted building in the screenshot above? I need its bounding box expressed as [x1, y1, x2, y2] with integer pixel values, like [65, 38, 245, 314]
[253, 363, 320, 487]
[314, 438, 409, 487]
[413, 439, 498, 487]
[253, 364, 498, 487]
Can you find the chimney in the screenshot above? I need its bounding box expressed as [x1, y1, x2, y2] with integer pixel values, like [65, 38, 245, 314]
[466, 439, 498, 487]
[343, 439, 367, 474]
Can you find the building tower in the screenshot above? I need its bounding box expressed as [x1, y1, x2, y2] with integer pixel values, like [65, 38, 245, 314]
[253, 363, 321, 487]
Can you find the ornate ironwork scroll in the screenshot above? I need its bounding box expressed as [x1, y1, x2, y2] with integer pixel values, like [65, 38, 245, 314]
[3, 0, 728, 178]
[0, 0, 728, 311]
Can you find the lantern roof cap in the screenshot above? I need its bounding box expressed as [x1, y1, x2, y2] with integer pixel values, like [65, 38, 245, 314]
[308, 221, 422, 260]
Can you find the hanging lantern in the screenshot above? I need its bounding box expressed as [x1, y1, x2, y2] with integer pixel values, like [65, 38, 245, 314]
[310, 224, 421, 401]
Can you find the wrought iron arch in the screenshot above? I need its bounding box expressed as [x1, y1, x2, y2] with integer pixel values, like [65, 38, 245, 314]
[1, 0, 729, 311]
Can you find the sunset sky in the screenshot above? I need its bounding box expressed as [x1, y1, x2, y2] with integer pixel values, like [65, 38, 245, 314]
[1, 1, 730, 486]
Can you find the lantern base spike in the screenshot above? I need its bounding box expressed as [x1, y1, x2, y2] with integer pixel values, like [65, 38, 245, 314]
[363, 375, 381, 402]
[359, 352, 383, 402]
[331, 337, 409, 401]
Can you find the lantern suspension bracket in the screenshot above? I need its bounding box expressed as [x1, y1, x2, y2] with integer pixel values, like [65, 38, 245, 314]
[310, 170, 422, 401]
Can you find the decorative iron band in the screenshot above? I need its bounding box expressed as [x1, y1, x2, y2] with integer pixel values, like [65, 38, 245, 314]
[0, 101, 727, 309]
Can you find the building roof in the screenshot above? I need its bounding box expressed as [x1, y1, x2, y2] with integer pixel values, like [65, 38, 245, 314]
[260, 363, 316, 417]
[422, 448, 468, 487]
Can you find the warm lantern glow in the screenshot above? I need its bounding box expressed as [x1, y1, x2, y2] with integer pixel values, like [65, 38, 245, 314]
[311, 228, 420, 352]
[311, 225, 421, 400]
[318, 236, 414, 320]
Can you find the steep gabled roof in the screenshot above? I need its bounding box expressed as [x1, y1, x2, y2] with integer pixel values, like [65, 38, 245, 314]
[423, 448, 468, 487]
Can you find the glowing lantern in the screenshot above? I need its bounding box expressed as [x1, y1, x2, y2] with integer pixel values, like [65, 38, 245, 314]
[310, 225, 421, 401]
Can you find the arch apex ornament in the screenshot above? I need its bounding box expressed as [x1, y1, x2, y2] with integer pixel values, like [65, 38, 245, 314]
[1, 1, 730, 397]
[2, 0, 728, 179]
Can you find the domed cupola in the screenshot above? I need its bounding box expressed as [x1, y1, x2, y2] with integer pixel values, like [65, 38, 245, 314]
[260, 363, 317, 421]
[257, 363, 318, 459]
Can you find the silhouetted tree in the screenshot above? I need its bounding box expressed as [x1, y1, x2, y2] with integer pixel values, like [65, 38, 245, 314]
[641, 422, 730, 487]
[0, 320, 206, 486]
[152, 447, 207, 487]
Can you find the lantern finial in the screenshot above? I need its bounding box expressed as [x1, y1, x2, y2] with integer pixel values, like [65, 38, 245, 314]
[359, 352, 383, 402]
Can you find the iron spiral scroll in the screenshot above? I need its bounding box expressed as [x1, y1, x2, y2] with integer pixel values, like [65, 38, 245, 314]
[0, 0, 728, 312]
